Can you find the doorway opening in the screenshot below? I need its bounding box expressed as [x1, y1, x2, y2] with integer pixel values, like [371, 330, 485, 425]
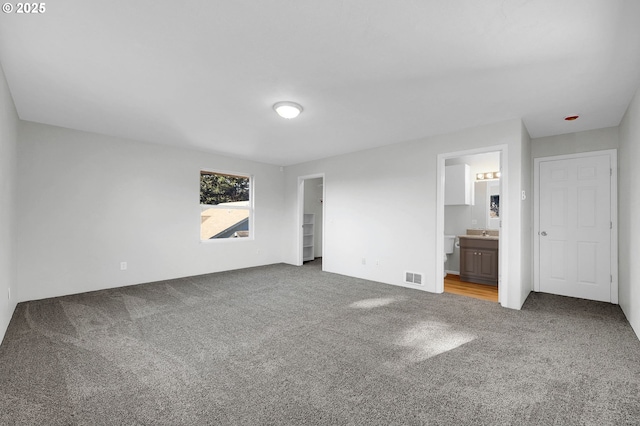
[437, 146, 508, 306]
[297, 174, 325, 269]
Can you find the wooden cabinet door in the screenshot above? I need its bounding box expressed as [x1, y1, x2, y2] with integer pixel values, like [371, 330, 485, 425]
[459, 242, 498, 285]
[460, 248, 477, 275]
[476, 249, 497, 281]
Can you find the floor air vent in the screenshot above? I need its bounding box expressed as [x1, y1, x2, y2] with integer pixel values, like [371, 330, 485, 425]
[405, 271, 423, 285]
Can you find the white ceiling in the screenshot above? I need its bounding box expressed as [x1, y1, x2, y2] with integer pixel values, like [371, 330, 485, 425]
[1, 0, 639, 166]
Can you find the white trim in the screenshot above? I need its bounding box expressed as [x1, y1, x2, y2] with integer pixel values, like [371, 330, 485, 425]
[200, 204, 250, 210]
[297, 173, 326, 268]
[199, 237, 254, 244]
[611, 151, 619, 304]
[533, 149, 618, 303]
[436, 144, 509, 307]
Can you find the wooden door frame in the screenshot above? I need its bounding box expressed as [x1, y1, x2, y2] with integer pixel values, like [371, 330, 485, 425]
[533, 149, 618, 303]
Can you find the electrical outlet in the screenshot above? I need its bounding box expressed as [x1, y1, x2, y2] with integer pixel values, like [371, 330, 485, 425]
[120, 262, 127, 271]
[376, 260, 380, 266]
[361, 258, 366, 265]
[256, 248, 261, 255]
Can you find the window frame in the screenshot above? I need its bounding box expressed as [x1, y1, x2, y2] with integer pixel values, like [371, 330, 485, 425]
[199, 169, 254, 242]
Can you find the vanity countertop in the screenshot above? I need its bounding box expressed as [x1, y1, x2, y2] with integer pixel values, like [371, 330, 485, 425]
[458, 235, 500, 241]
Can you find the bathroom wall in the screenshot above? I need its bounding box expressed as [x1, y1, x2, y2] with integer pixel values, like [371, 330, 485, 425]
[443, 203, 469, 274]
[472, 181, 488, 228]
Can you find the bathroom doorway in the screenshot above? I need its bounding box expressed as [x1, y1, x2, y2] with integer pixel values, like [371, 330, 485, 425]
[437, 146, 507, 305]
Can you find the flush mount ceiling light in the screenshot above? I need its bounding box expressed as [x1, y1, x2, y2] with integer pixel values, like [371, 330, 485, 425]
[564, 115, 579, 121]
[273, 101, 303, 119]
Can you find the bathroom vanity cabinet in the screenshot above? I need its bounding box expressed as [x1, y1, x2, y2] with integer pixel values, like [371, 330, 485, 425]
[459, 236, 498, 286]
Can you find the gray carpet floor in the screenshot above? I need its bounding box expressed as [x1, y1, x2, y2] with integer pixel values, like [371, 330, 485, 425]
[1, 259, 639, 425]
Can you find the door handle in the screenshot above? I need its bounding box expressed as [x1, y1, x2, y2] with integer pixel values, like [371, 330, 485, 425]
[540, 231, 547, 236]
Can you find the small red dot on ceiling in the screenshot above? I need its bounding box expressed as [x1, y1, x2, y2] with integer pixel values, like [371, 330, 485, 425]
[564, 115, 579, 121]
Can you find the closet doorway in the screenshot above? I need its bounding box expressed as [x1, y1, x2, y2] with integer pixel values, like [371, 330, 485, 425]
[297, 174, 325, 268]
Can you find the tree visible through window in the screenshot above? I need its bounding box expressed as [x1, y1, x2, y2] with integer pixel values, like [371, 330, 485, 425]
[200, 171, 252, 239]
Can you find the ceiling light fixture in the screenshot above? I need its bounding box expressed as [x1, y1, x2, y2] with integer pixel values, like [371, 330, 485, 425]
[564, 115, 579, 121]
[273, 101, 303, 119]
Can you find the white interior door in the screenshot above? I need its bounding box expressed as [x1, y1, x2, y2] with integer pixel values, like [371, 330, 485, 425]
[538, 154, 612, 302]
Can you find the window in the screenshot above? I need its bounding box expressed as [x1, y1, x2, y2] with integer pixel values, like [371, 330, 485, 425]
[200, 171, 252, 240]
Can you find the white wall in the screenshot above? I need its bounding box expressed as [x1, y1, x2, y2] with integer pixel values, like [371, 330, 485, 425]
[283, 119, 531, 309]
[531, 127, 619, 159]
[0, 64, 18, 342]
[303, 178, 323, 257]
[520, 122, 532, 307]
[16, 122, 286, 302]
[619, 87, 640, 339]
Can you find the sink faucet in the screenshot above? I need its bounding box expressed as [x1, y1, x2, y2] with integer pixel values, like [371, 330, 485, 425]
[482, 230, 487, 236]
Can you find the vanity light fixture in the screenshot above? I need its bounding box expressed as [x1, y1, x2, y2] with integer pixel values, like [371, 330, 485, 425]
[476, 171, 501, 181]
[273, 101, 303, 119]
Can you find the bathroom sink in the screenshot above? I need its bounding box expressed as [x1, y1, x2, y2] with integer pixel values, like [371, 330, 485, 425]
[458, 234, 499, 240]
[458, 229, 499, 240]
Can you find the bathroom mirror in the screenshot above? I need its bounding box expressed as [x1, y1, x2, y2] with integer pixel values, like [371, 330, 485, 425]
[472, 180, 500, 230]
[487, 181, 500, 229]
